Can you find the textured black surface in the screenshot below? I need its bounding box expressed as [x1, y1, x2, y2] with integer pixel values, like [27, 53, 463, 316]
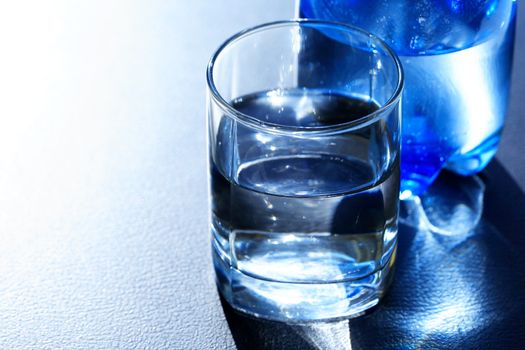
[0, 1, 523, 349]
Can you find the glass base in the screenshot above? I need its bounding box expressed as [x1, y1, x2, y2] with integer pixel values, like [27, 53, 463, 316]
[400, 172, 485, 235]
[445, 132, 501, 176]
[400, 132, 501, 198]
[214, 245, 396, 322]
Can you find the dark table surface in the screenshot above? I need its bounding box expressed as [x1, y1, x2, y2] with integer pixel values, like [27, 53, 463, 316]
[0, 1, 523, 349]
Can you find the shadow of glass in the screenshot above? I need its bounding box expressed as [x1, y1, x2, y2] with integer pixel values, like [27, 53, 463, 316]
[222, 295, 354, 349]
[349, 160, 525, 349]
[221, 295, 326, 350]
[220, 159, 525, 349]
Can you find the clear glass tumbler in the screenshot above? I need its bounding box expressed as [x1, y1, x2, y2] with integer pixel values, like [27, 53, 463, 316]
[207, 20, 403, 321]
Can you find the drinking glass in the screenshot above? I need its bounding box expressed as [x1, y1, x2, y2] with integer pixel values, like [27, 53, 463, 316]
[207, 20, 403, 321]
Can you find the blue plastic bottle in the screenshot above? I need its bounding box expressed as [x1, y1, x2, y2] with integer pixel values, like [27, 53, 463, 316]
[299, 0, 517, 197]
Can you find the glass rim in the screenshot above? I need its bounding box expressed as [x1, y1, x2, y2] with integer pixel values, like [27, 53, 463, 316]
[206, 19, 404, 135]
